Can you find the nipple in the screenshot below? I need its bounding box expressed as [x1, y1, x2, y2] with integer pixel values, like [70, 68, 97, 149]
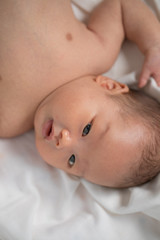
[66, 32, 73, 41]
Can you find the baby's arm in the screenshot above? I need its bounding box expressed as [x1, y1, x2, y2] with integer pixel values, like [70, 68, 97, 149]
[87, 0, 160, 87]
[121, 0, 160, 87]
[86, 0, 125, 71]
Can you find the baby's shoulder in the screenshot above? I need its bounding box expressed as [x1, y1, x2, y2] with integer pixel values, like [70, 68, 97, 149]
[0, 101, 33, 138]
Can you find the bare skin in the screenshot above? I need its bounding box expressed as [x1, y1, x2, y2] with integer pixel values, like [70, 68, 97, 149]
[0, 0, 160, 137]
[0, 0, 124, 137]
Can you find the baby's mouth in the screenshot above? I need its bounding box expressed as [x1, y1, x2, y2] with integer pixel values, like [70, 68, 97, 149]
[42, 119, 54, 140]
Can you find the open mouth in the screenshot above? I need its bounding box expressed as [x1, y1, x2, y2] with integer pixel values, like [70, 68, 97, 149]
[42, 119, 54, 140]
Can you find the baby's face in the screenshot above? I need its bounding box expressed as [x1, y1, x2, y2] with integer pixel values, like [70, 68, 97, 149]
[34, 75, 145, 187]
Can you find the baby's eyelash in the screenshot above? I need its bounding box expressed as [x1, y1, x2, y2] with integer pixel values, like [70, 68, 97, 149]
[82, 123, 92, 136]
[68, 154, 76, 167]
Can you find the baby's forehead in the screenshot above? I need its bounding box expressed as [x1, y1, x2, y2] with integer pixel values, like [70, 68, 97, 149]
[66, 76, 95, 88]
[53, 76, 96, 97]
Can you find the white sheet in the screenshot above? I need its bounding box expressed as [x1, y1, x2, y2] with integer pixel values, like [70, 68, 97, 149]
[0, 1, 160, 239]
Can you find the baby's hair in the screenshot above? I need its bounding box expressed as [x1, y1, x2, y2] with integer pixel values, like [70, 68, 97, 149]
[110, 89, 160, 188]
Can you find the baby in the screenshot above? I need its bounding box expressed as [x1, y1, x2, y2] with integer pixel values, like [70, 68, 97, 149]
[1, 0, 160, 187]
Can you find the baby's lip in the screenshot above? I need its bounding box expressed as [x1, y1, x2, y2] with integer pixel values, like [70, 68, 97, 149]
[42, 119, 54, 140]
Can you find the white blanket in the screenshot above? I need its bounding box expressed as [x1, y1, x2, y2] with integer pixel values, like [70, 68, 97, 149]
[0, 1, 160, 239]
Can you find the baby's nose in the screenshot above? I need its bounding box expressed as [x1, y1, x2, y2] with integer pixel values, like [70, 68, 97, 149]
[56, 129, 72, 149]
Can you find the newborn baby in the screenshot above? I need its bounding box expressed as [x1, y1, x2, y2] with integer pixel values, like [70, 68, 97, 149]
[1, 0, 160, 187]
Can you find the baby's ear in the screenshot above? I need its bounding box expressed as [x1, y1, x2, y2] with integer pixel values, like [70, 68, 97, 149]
[95, 75, 129, 94]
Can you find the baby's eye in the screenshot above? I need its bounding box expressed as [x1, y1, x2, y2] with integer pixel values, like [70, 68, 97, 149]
[68, 154, 76, 167]
[82, 123, 92, 136]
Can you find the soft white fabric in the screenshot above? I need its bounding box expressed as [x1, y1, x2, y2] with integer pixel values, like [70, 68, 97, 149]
[0, 1, 160, 239]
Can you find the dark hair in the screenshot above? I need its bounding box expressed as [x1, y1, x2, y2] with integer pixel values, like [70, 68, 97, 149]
[110, 89, 160, 188]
